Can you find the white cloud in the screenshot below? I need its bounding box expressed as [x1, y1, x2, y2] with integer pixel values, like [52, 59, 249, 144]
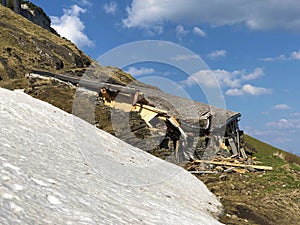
[182, 68, 271, 96]
[290, 50, 300, 60]
[51, 5, 94, 48]
[273, 104, 291, 110]
[267, 119, 295, 129]
[183, 68, 263, 88]
[226, 84, 272, 96]
[123, 0, 300, 32]
[170, 54, 199, 61]
[186, 69, 241, 88]
[193, 27, 206, 37]
[175, 25, 188, 40]
[225, 88, 244, 96]
[126, 67, 155, 76]
[76, 0, 91, 6]
[260, 50, 300, 61]
[103, 1, 118, 15]
[241, 84, 272, 96]
[242, 68, 264, 81]
[207, 50, 226, 60]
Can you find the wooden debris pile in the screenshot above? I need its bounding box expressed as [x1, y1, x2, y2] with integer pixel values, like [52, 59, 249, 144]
[185, 157, 273, 174]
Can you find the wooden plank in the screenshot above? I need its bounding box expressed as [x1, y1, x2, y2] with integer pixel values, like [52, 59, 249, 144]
[134, 104, 168, 114]
[168, 117, 188, 139]
[175, 140, 179, 164]
[194, 160, 273, 170]
[132, 105, 159, 128]
[113, 102, 132, 112]
[240, 147, 248, 159]
[229, 138, 238, 157]
[190, 171, 219, 174]
[223, 167, 235, 173]
[233, 168, 247, 174]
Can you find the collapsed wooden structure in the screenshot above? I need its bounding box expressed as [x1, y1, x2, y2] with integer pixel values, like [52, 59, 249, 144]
[27, 71, 256, 164]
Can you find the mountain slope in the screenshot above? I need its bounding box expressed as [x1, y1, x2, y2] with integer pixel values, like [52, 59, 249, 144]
[0, 87, 223, 225]
[200, 135, 300, 225]
[1, 2, 300, 225]
[0, 4, 90, 86]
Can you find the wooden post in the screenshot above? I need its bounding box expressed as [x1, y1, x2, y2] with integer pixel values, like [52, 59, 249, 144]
[174, 140, 179, 163]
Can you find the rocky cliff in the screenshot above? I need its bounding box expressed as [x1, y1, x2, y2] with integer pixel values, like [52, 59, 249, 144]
[0, 3, 134, 90]
[20, 1, 56, 34]
[0, 3, 92, 88]
[1, 0, 54, 33]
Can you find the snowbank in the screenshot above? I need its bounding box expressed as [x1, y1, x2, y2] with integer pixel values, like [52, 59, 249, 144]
[0, 88, 223, 225]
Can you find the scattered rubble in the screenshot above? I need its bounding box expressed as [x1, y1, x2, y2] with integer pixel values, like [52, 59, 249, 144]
[185, 157, 273, 175]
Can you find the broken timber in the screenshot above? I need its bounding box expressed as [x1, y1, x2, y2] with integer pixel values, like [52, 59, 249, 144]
[26, 70, 256, 164]
[194, 160, 273, 171]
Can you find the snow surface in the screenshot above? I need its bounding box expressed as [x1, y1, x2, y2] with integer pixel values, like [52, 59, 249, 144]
[0, 88, 223, 225]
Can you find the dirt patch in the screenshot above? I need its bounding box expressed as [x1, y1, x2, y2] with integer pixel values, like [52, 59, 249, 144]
[199, 171, 300, 225]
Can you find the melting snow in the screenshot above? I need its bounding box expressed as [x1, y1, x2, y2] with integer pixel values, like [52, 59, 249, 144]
[47, 195, 62, 205]
[0, 88, 223, 224]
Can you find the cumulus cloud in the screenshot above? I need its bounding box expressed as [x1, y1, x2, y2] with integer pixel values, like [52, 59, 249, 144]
[267, 119, 296, 129]
[183, 69, 239, 88]
[273, 104, 291, 110]
[182, 68, 271, 96]
[290, 50, 300, 60]
[175, 25, 188, 40]
[183, 68, 263, 88]
[51, 5, 94, 48]
[244, 84, 271, 95]
[207, 50, 226, 60]
[76, 0, 91, 6]
[260, 50, 300, 61]
[226, 84, 272, 96]
[123, 0, 300, 32]
[170, 54, 199, 61]
[126, 67, 155, 76]
[103, 1, 118, 15]
[193, 26, 206, 37]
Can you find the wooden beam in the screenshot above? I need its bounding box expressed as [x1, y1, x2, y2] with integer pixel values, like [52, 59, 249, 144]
[133, 104, 168, 114]
[168, 117, 188, 139]
[194, 160, 273, 170]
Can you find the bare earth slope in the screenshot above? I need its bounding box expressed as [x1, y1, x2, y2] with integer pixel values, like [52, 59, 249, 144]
[0, 88, 223, 225]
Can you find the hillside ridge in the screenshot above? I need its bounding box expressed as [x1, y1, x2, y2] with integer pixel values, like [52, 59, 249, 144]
[0, 2, 299, 225]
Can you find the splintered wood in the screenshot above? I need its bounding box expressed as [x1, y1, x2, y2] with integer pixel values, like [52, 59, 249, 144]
[185, 158, 273, 174]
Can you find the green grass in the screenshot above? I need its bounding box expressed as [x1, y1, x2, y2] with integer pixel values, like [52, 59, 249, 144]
[244, 135, 300, 193]
[245, 134, 300, 166]
[0, 4, 92, 83]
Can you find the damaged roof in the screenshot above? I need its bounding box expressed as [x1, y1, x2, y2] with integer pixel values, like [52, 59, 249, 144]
[135, 85, 240, 128]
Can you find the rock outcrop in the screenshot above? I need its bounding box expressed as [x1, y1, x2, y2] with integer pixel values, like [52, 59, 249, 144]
[1, 0, 55, 34]
[0, 4, 92, 85]
[20, 2, 55, 34]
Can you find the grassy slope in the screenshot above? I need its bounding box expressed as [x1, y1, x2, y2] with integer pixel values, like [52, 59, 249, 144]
[0, 4, 91, 88]
[200, 135, 300, 225]
[1, 3, 300, 225]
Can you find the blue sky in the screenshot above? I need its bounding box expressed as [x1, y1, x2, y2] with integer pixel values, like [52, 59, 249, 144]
[30, 0, 300, 155]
